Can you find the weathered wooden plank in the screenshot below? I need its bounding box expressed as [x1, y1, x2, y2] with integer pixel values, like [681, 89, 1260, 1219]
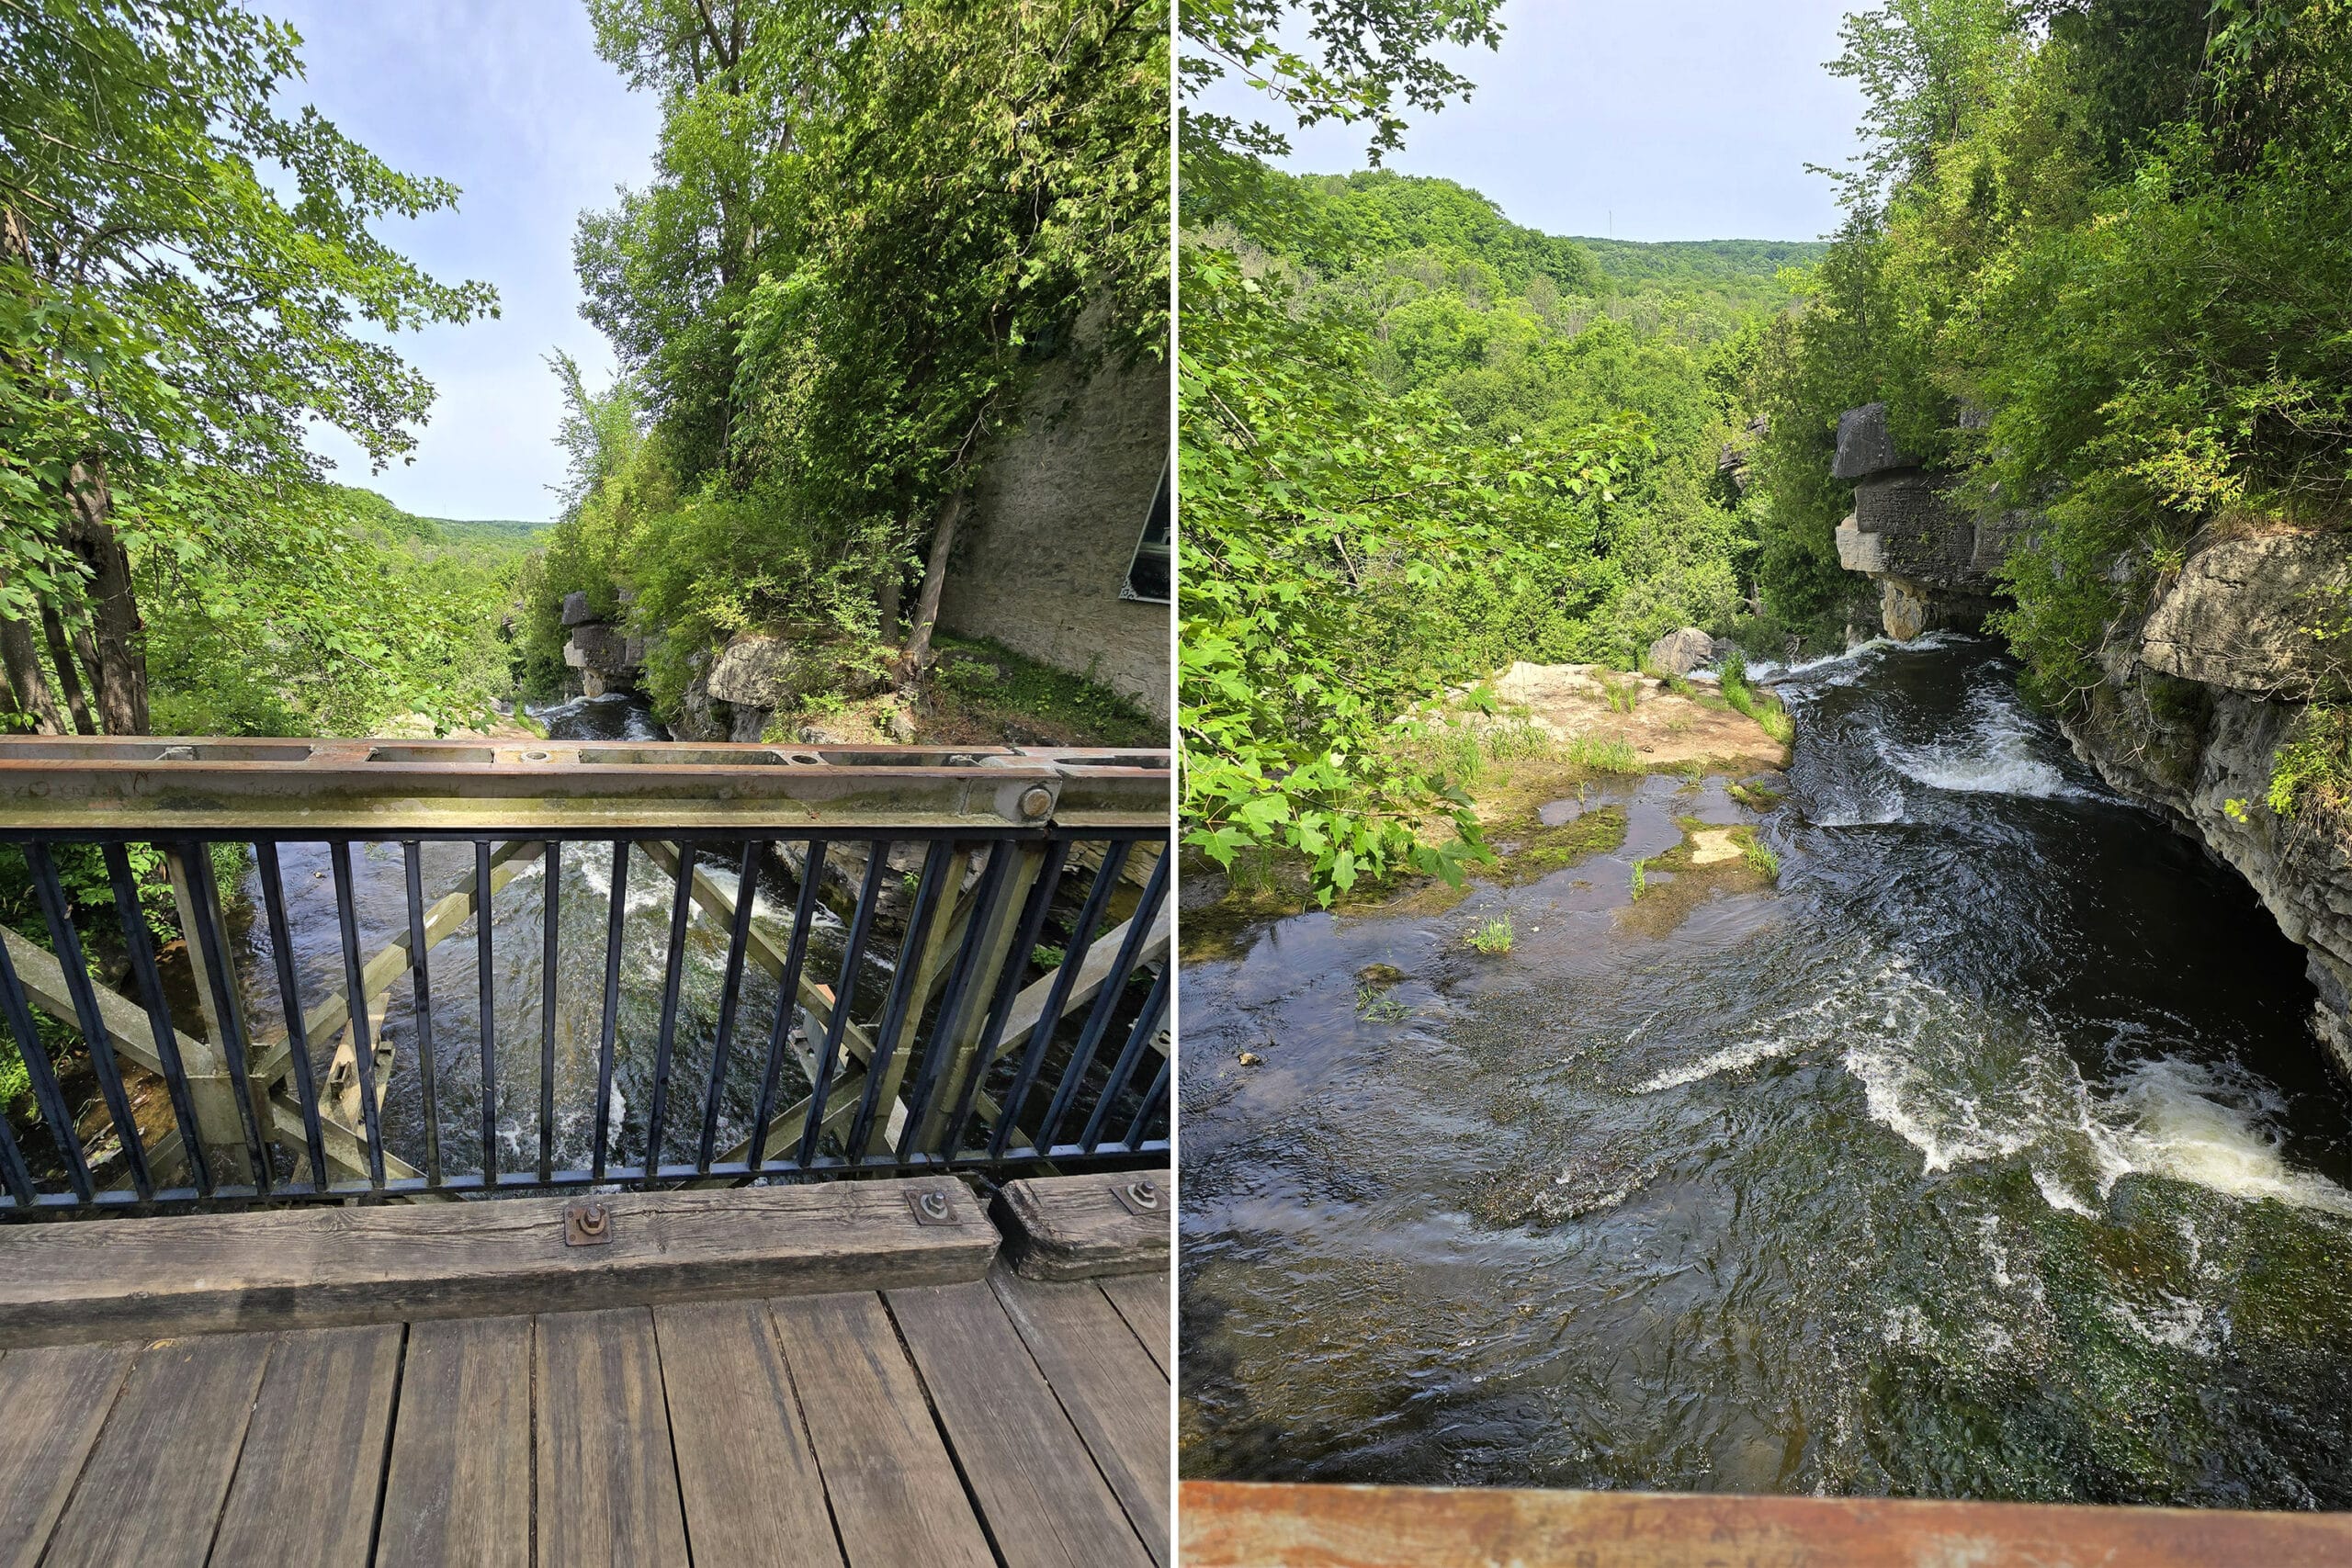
[211, 1324, 402, 1568]
[994, 1168, 1171, 1280]
[888, 1280, 1153, 1568]
[377, 1316, 532, 1568]
[1098, 1273, 1170, 1376]
[0, 1344, 134, 1568]
[0, 1179, 995, 1346]
[766, 1292, 995, 1568]
[654, 1300, 841, 1568]
[993, 898, 1171, 1065]
[537, 1306, 690, 1567]
[990, 1268, 1170, 1564]
[41, 1333, 272, 1568]
[1176, 1481, 2352, 1568]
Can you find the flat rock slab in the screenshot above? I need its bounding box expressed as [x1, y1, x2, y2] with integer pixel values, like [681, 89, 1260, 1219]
[1478, 662, 1788, 773]
[994, 1168, 1171, 1280]
[0, 1180, 997, 1347]
[2142, 529, 2349, 694]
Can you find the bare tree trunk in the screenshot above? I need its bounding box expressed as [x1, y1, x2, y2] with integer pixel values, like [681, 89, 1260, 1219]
[876, 558, 905, 645]
[38, 603, 96, 735]
[62, 456, 149, 735]
[897, 490, 967, 680]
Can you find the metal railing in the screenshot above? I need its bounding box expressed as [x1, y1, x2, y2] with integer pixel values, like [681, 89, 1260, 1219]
[0, 737, 1170, 1213]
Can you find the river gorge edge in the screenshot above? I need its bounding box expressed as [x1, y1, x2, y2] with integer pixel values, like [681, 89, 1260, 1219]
[1828, 402, 2352, 1087]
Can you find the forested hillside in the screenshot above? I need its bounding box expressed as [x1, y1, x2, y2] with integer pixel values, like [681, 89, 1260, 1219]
[2, 1, 524, 741]
[1180, 152, 1814, 894]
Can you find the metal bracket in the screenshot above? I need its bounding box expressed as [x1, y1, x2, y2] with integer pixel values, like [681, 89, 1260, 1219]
[907, 1188, 960, 1226]
[563, 1199, 615, 1247]
[1110, 1178, 1164, 1219]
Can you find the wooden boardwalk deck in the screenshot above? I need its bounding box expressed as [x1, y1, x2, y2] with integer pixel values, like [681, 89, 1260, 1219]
[0, 1176, 1170, 1568]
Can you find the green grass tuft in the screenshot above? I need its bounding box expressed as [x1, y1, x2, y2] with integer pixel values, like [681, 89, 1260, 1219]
[1466, 914, 1515, 954]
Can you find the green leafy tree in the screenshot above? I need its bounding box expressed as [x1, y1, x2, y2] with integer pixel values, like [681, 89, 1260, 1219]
[543, 0, 1168, 702]
[1, 0, 497, 735]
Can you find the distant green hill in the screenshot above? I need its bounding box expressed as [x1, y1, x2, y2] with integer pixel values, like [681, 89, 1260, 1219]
[1569, 236, 1831, 290]
[318, 484, 547, 554]
[1261, 171, 1824, 335]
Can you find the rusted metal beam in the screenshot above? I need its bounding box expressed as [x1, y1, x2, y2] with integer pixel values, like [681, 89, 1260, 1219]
[0, 737, 1169, 833]
[1177, 1481, 2352, 1568]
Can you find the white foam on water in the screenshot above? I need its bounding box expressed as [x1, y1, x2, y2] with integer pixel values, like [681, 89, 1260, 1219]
[2087, 1057, 2352, 1217]
[1634, 1035, 1810, 1093]
[1807, 773, 1905, 829]
[1876, 685, 2088, 800]
[2108, 1292, 2223, 1355]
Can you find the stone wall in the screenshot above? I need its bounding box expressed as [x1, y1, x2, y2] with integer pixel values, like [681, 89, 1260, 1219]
[937, 343, 1170, 719]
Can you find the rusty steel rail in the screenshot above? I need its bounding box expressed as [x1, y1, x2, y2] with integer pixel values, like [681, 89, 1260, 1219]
[0, 738, 1171, 1215]
[1178, 1480, 2352, 1567]
[0, 738, 1169, 834]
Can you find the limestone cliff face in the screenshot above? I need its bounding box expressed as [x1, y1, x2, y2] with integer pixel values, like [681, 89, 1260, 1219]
[1825, 402, 2352, 1077]
[2059, 529, 2352, 1079]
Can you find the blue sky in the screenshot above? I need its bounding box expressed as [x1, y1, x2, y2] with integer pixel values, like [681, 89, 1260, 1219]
[1203, 0, 1869, 243]
[266, 2, 1863, 521]
[263, 0, 659, 522]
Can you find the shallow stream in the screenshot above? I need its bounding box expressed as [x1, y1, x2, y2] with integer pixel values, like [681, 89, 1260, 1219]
[1178, 635, 2352, 1506]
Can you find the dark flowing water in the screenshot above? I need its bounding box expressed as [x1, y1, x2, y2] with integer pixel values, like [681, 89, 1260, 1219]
[226, 690, 865, 1176]
[1179, 635, 2352, 1507]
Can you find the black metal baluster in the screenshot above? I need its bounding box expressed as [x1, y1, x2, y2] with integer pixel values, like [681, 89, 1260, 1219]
[695, 840, 763, 1173]
[642, 841, 697, 1179]
[328, 840, 387, 1190]
[990, 838, 1128, 1159]
[179, 842, 273, 1195]
[747, 840, 826, 1172]
[399, 842, 443, 1188]
[845, 840, 953, 1165]
[257, 843, 332, 1193]
[103, 843, 211, 1195]
[27, 843, 152, 1199]
[0, 920, 91, 1202]
[476, 840, 498, 1186]
[0, 1078, 32, 1207]
[538, 839, 560, 1185]
[592, 839, 629, 1181]
[1038, 844, 1169, 1153]
[1080, 957, 1169, 1153]
[895, 840, 1016, 1163]
[796, 840, 889, 1168]
[1124, 1056, 1170, 1151]
[958, 840, 1070, 1161]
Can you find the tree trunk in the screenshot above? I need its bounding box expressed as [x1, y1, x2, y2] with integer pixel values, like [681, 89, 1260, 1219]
[876, 557, 905, 645]
[897, 491, 967, 680]
[38, 603, 96, 735]
[0, 592, 62, 736]
[62, 456, 150, 734]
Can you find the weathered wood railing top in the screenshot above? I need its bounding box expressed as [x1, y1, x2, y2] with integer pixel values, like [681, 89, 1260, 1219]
[0, 736, 1170, 831]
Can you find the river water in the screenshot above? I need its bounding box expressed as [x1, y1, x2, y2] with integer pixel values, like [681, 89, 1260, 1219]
[1179, 634, 2352, 1506]
[225, 691, 861, 1177]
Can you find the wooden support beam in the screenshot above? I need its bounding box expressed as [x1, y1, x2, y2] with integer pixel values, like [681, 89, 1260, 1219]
[247, 839, 545, 1087]
[993, 1168, 1171, 1280]
[0, 1179, 996, 1347]
[0, 923, 423, 1195]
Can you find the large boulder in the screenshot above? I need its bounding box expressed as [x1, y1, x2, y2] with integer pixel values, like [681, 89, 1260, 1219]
[2140, 530, 2350, 695]
[1645, 626, 1718, 677]
[560, 590, 596, 626]
[1833, 402, 1909, 480]
[707, 635, 800, 709]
